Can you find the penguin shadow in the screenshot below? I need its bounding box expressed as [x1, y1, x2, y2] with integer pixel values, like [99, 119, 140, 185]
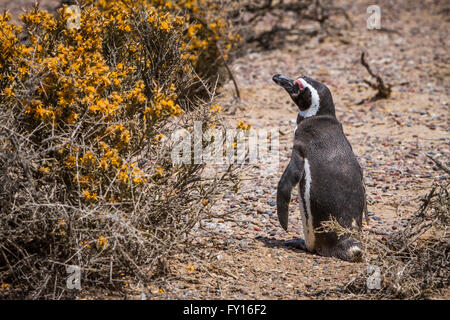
[255, 236, 314, 255]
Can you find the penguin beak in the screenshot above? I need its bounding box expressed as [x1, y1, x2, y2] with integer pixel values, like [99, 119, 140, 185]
[272, 74, 299, 95]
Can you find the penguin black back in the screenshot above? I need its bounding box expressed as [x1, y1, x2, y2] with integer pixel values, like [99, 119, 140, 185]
[273, 74, 367, 262]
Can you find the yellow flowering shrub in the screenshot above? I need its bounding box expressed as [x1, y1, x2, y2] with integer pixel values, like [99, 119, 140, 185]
[0, 1, 239, 298]
[1, 0, 237, 203]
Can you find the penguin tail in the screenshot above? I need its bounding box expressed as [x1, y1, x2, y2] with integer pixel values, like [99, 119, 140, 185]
[335, 237, 363, 262]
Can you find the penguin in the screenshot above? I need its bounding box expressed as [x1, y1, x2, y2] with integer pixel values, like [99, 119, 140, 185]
[273, 74, 368, 262]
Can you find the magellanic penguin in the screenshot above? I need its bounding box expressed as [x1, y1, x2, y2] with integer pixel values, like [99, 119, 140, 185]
[273, 74, 368, 262]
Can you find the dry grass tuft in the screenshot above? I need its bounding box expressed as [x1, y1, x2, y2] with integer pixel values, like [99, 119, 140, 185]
[319, 180, 449, 299]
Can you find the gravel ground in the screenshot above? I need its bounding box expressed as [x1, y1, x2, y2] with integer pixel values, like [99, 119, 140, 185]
[2, 0, 448, 300]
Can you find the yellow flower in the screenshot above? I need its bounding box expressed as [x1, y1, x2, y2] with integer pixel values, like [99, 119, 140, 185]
[131, 164, 146, 184]
[108, 197, 117, 203]
[99, 158, 109, 171]
[118, 168, 129, 184]
[209, 104, 222, 113]
[120, 130, 131, 144]
[237, 120, 251, 130]
[1, 283, 10, 290]
[39, 166, 50, 174]
[3, 87, 14, 97]
[186, 266, 195, 272]
[65, 155, 76, 168]
[85, 86, 96, 94]
[82, 189, 98, 201]
[81, 151, 96, 165]
[187, 25, 197, 37]
[97, 236, 107, 250]
[160, 21, 169, 31]
[175, 16, 184, 25]
[155, 167, 163, 176]
[67, 112, 79, 124]
[18, 66, 28, 77]
[80, 241, 91, 249]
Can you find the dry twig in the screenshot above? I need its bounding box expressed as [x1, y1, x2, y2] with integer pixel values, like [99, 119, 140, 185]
[359, 51, 392, 103]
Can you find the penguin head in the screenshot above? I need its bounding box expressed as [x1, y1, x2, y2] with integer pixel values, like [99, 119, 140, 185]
[272, 74, 335, 118]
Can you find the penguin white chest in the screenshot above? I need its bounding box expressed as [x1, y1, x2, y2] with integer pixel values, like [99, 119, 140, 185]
[293, 123, 298, 142]
[299, 158, 316, 251]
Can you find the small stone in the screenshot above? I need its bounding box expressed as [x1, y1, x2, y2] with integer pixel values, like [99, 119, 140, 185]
[239, 288, 248, 295]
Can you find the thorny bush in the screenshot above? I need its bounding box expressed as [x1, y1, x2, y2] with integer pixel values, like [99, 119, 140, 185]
[0, 0, 241, 298]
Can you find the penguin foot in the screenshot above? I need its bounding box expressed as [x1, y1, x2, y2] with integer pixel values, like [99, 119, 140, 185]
[285, 238, 307, 251]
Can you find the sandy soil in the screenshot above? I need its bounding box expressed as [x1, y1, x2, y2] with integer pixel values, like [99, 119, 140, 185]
[1, 0, 448, 300]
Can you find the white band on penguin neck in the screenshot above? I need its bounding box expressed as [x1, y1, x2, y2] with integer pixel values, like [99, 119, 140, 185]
[297, 78, 320, 118]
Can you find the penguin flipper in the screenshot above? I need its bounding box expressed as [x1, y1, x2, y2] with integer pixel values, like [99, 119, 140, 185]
[277, 154, 304, 231]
